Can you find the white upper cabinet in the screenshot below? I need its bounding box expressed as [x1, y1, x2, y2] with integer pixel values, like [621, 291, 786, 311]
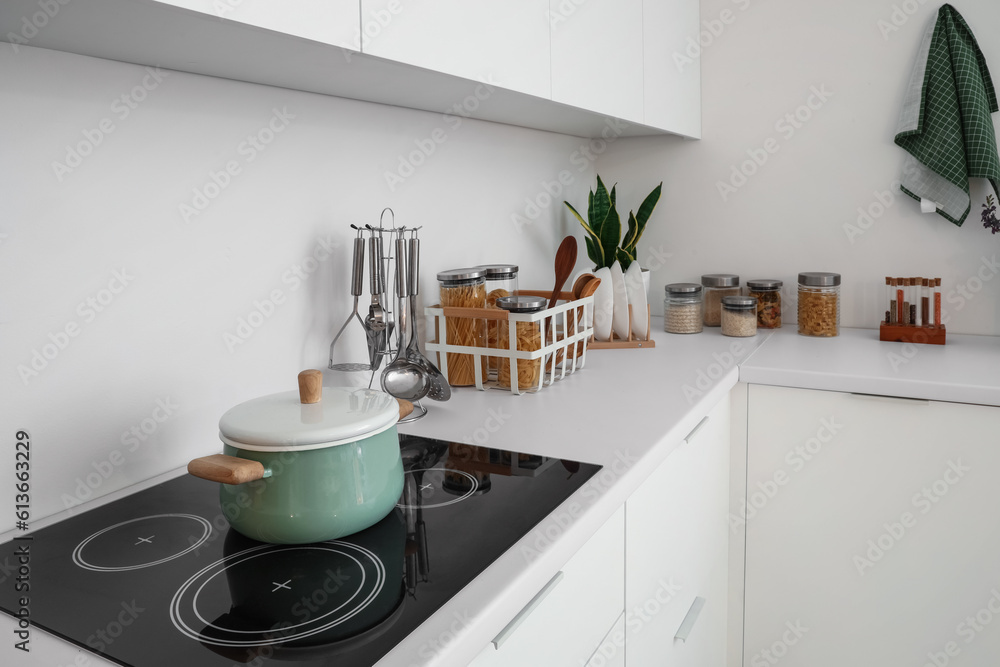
[550, 0, 645, 123]
[154, 0, 359, 49]
[644, 0, 701, 138]
[359, 0, 552, 99]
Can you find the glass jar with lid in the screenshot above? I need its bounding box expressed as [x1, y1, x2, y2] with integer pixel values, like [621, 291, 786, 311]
[479, 264, 519, 377]
[797, 272, 841, 337]
[746, 279, 783, 329]
[721, 295, 758, 337]
[495, 294, 546, 390]
[664, 283, 703, 334]
[701, 274, 740, 326]
[437, 268, 488, 386]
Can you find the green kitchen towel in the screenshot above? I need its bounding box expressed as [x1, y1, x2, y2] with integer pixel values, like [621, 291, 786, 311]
[894, 4, 1000, 227]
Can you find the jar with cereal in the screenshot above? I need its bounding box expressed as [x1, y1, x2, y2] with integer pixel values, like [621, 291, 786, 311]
[797, 272, 840, 337]
[664, 283, 703, 334]
[701, 274, 740, 326]
[721, 295, 758, 337]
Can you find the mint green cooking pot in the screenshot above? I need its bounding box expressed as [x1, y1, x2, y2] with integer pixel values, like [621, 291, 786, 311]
[188, 370, 410, 544]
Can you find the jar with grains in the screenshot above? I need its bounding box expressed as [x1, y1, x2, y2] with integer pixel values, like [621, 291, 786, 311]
[480, 264, 519, 376]
[664, 283, 703, 334]
[721, 295, 758, 337]
[437, 268, 488, 386]
[797, 272, 840, 337]
[746, 279, 783, 329]
[495, 295, 546, 390]
[701, 274, 740, 326]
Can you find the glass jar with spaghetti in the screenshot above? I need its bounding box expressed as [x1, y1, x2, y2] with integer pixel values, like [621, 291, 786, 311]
[797, 272, 840, 337]
[479, 264, 519, 377]
[746, 279, 783, 329]
[437, 268, 488, 386]
[495, 295, 546, 390]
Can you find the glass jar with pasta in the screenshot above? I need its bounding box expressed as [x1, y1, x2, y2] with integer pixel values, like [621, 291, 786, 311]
[746, 279, 782, 329]
[479, 264, 519, 377]
[437, 268, 488, 386]
[495, 295, 546, 391]
[797, 272, 840, 337]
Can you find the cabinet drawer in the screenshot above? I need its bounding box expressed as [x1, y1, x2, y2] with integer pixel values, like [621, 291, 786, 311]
[470, 506, 624, 666]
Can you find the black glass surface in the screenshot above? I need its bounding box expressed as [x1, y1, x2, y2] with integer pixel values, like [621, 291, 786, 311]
[0, 435, 599, 666]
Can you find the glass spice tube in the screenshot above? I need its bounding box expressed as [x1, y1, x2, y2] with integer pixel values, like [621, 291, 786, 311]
[747, 279, 782, 328]
[921, 277, 929, 326]
[889, 277, 897, 324]
[934, 278, 942, 326]
[797, 272, 840, 337]
[885, 276, 892, 324]
[701, 274, 740, 326]
[896, 277, 905, 325]
[437, 268, 488, 386]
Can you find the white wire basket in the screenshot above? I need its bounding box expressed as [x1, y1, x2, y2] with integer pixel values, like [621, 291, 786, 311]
[424, 290, 595, 395]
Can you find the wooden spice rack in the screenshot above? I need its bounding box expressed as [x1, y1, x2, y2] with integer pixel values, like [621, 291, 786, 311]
[879, 323, 946, 345]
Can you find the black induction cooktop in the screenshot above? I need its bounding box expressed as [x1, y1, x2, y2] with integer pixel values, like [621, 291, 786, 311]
[0, 435, 599, 666]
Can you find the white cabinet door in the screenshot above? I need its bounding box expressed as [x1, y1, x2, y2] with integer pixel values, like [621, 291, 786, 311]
[359, 0, 551, 99]
[744, 385, 1000, 667]
[470, 506, 625, 667]
[550, 0, 644, 123]
[625, 396, 730, 667]
[587, 612, 627, 667]
[154, 0, 359, 49]
[643, 0, 700, 137]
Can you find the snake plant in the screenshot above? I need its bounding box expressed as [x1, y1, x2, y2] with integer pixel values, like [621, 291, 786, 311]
[564, 176, 662, 271]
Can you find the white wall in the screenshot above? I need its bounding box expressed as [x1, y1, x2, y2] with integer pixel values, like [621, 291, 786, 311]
[0, 45, 596, 529]
[600, 0, 1000, 335]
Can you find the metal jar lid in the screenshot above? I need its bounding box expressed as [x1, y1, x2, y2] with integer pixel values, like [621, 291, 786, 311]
[701, 273, 740, 288]
[747, 279, 783, 290]
[798, 272, 841, 287]
[496, 295, 547, 313]
[437, 267, 487, 284]
[665, 282, 703, 295]
[721, 295, 757, 310]
[478, 264, 519, 279]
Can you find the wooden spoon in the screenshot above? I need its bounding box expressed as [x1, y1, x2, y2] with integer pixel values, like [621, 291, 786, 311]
[548, 236, 578, 308]
[571, 273, 596, 300]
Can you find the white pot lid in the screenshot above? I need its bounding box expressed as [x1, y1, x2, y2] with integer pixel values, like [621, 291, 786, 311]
[219, 386, 399, 452]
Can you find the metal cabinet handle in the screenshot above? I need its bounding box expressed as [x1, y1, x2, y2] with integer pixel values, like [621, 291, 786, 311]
[492, 571, 565, 649]
[674, 596, 706, 642]
[684, 417, 709, 444]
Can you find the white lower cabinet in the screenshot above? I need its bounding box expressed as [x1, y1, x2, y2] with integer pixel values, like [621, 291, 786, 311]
[624, 396, 731, 667]
[744, 385, 1000, 667]
[469, 506, 625, 667]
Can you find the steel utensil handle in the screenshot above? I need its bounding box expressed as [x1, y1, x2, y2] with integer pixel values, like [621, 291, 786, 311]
[409, 237, 420, 296]
[395, 237, 409, 298]
[369, 237, 382, 296]
[351, 235, 365, 297]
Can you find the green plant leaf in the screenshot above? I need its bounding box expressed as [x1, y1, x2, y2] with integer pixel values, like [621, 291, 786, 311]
[616, 247, 635, 271]
[591, 177, 611, 239]
[585, 235, 603, 268]
[621, 211, 639, 253]
[599, 204, 620, 270]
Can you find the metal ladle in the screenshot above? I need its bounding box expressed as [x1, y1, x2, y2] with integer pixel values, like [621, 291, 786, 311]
[405, 233, 451, 402]
[380, 233, 430, 401]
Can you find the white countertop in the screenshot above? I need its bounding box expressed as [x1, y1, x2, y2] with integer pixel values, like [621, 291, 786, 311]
[7, 321, 1000, 667]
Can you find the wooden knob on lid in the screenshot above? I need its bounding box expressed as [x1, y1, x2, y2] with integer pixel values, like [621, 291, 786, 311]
[297, 370, 323, 404]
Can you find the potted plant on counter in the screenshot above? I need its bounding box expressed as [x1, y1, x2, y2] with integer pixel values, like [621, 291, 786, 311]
[564, 176, 662, 343]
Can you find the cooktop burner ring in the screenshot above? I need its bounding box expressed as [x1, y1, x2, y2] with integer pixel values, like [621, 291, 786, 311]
[170, 541, 386, 647]
[397, 468, 479, 510]
[72, 513, 213, 572]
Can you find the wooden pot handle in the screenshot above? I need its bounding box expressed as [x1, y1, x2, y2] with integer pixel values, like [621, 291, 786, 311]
[298, 369, 323, 404]
[397, 399, 414, 421]
[189, 454, 267, 485]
